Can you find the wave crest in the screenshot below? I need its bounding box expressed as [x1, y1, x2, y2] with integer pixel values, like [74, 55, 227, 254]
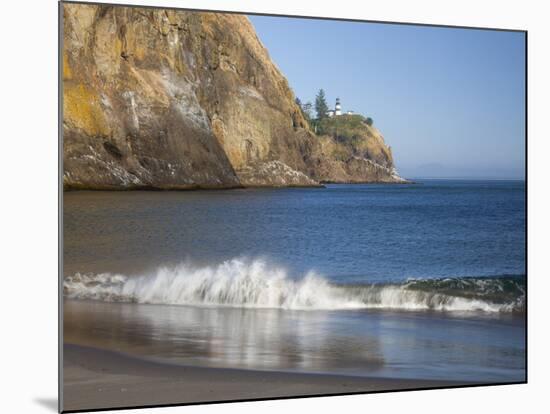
[63, 258, 525, 313]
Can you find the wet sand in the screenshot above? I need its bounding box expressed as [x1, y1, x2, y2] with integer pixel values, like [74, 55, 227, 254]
[63, 343, 470, 412]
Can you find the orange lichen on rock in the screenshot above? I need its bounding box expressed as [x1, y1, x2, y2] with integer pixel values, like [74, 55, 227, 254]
[63, 52, 72, 80]
[63, 82, 109, 137]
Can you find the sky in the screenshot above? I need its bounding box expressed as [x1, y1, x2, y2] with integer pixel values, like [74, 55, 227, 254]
[248, 16, 526, 179]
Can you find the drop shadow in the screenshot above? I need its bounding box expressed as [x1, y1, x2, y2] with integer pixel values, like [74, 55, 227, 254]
[34, 397, 58, 412]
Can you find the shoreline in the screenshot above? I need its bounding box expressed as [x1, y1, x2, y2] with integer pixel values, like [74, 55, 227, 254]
[319, 180, 415, 185]
[63, 342, 473, 412]
[63, 180, 416, 192]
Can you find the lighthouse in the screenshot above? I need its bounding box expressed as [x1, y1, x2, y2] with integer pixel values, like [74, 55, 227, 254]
[326, 97, 352, 118]
[335, 98, 342, 116]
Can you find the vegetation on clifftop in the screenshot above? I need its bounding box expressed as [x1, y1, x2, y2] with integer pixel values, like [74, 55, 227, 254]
[316, 114, 372, 143]
[296, 90, 375, 140]
[314, 89, 329, 120]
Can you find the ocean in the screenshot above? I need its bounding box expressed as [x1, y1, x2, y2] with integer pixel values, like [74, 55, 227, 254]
[63, 180, 526, 382]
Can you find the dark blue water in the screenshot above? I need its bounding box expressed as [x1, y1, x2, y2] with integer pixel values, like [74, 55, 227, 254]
[65, 179, 526, 283]
[64, 180, 526, 382]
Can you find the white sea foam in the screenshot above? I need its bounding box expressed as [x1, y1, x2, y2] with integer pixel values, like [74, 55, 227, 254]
[63, 258, 523, 313]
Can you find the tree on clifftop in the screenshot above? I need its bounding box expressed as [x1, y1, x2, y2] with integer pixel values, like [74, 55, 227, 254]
[315, 89, 329, 120]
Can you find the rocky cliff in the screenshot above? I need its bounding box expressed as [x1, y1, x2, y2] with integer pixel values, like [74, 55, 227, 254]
[62, 3, 406, 190]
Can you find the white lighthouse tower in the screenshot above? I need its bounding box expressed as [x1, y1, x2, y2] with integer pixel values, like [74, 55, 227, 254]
[335, 98, 342, 116]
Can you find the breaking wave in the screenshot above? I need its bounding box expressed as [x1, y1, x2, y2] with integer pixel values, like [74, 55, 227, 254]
[63, 258, 525, 313]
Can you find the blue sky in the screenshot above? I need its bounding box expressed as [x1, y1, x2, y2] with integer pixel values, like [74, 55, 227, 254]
[248, 16, 525, 179]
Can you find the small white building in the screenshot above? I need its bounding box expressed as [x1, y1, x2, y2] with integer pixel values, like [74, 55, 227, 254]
[326, 98, 353, 117]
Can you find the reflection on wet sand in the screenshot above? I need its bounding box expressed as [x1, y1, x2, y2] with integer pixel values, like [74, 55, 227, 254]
[64, 298, 525, 381]
[64, 299, 385, 374]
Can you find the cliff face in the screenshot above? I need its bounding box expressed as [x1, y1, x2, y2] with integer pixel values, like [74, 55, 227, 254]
[310, 115, 405, 183]
[62, 3, 405, 189]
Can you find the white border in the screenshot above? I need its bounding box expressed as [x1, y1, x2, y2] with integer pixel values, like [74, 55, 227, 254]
[2, 0, 548, 413]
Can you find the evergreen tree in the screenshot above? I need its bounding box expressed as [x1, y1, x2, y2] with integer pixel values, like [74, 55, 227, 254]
[315, 89, 329, 120]
[365, 117, 374, 126]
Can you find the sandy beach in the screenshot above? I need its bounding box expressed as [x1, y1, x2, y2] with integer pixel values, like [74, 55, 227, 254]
[63, 343, 469, 412]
